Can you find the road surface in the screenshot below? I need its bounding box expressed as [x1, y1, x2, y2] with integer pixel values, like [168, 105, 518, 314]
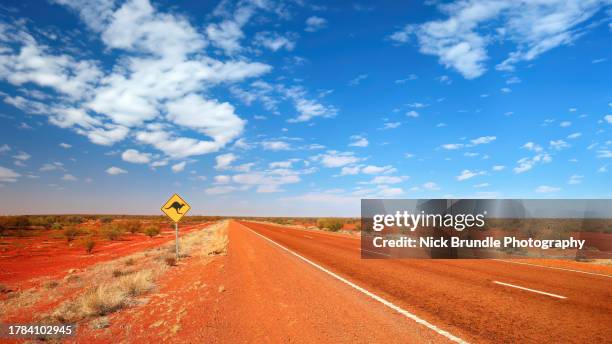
[235, 221, 611, 343]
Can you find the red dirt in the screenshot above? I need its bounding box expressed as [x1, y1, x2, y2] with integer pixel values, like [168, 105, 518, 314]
[0, 222, 207, 291]
[73, 220, 442, 343]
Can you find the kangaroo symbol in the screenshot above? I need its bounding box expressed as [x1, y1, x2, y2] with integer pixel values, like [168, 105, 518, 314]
[166, 201, 185, 214]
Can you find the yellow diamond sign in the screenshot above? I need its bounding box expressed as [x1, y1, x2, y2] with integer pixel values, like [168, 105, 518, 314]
[161, 194, 191, 223]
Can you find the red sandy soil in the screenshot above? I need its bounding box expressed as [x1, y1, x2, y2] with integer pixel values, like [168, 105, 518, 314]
[4, 220, 610, 343]
[74, 220, 441, 343]
[0, 222, 207, 291]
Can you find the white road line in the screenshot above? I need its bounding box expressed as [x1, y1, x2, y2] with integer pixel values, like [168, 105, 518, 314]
[492, 281, 567, 299]
[491, 259, 612, 278]
[247, 227, 468, 344]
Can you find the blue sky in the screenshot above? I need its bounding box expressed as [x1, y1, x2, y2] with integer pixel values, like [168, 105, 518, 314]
[0, 0, 610, 216]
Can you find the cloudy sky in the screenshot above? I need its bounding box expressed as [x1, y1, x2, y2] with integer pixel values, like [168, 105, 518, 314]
[0, 0, 610, 216]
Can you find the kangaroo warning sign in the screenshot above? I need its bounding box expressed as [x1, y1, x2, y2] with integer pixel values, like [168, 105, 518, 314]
[161, 193, 191, 223]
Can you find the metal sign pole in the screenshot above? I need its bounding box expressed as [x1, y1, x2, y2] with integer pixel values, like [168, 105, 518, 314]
[175, 222, 179, 260]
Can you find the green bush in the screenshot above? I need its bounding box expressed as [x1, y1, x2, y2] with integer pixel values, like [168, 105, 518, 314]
[143, 225, 161, 238]
[100, 216, 113, 224]
[124, 220, 142, 234]
[317, 218, 343, 232]
[51, 222, 63, 230]
[101, 224, 123, 241]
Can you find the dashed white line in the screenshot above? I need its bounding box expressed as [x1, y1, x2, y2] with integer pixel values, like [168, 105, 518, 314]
[247, 227, 468, 344]
[491, 259, 611, 278]
[493, 281, 567, 299]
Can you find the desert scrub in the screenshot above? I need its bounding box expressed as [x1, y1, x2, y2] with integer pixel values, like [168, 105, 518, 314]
[317, 218, 344, 232]
[63, 226, 80, 242]
[43, 280, 60, 289]
[144, 225, 160, 238]
[52, 270, 154, 322]
[101, 224, 123, 241]
[51, 222, 63, 230]
[124, 220, 142, 234]
[164, 256, 177, 266]
[84, 237, 95, 254]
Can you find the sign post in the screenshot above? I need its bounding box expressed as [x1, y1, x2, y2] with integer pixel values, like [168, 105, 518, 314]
[161, 193, 191, 261]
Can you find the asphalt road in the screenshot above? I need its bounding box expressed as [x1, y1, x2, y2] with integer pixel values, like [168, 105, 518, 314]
[236, 221, 612, 343]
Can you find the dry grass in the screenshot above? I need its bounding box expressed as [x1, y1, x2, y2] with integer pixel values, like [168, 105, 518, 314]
[34, 221, 229, 325]
[53, 270, 154, 322]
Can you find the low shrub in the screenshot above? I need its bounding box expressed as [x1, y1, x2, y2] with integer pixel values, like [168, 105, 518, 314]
[84, 237, 95, 254]
[317, 218, 344, 232]
[144, 225, 160, 238]
[99, 216, 113, 224]
[124, 220, 142, 234]
[51, 222, 63, 230]
[164, 256, 177, 267]
[63, 226, 80, 242]
[43, 280, 60, 289]
[101, 224, 123, 241]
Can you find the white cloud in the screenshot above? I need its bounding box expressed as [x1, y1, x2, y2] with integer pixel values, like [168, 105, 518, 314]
[13, 151, 31, 161]
[559, 121, 572, 127]
[305, 16, 327, 32]
[361, 165, 396, 175]
[535, 185, 561, 193]
[171, 161, 186, 173]
[550, 139, 570, 150]
[391, 1, 609, 78]
[441, 143, 464, 150]
[473, 182, 490, 188]
[470, 136, 496, 145]
[214, 175, 231, 184]
[59, 143, 72, 149]
[254, 31, 297, 51]
[349, 135, 369, 147]
[567, 132, 582, 139]
[0, 166, 20, 182]
[567, 174, 583, 185]
[348, 74, 368, 86]
[215, 153, 237, 170]
[456, 169, 484, 181]
[604, 115, 612, 124]
[492, 165, 505, 171]
[284, 86, 338, 122]
[106, 166, 127, 175]
[406, 110, 419, 118]
[0, 144, 10, 153]
[370, 176, 408, 184]
[165, 94, 245, 152]
[513, 151, 552, 174]
[262, 140, 291, 151]
[340, 166, 361, 175]
[597, 150, 612, 158]
[522, 142, 543, 152]
[382, 121, 401, 130]
[121, 149, 151, 164]
[61, 173, 77, 181]
[1, 0, 271, 160]
[315, 150, 361, 168]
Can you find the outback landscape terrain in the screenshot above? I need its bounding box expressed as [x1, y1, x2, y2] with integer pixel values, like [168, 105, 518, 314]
[0, 215, 610, 343]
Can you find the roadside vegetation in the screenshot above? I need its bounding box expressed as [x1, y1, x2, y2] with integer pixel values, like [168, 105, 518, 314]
[1, 221, 228, 329]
